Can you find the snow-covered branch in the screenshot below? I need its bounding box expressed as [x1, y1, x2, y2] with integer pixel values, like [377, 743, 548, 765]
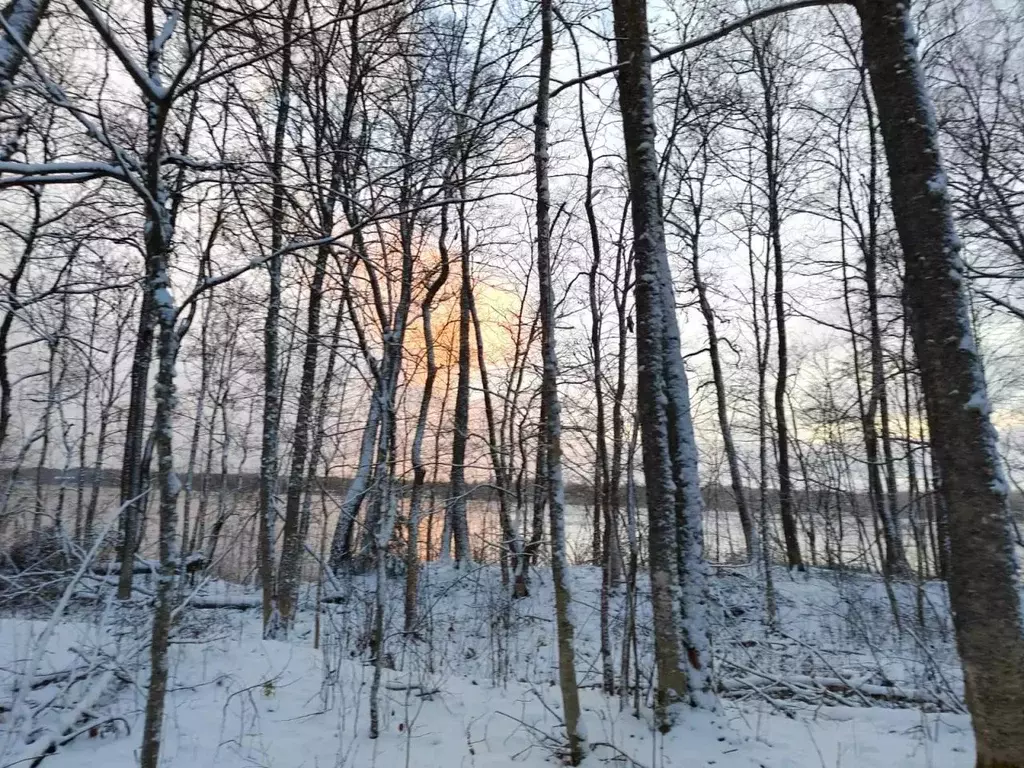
[71, 0, 165, 103]
[0, 160, 126, 186]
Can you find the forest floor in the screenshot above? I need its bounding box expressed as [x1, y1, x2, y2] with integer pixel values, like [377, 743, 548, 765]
[0, 563, 976, 767]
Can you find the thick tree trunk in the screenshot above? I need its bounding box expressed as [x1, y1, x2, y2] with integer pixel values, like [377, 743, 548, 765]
[138, 15, 179, 760]
[860, 3, 1024, 765]
[0, 0, 48, 103]
[139, 259, 181, 768]
[0, 218, 34, 457]
[610, 0, 711, 723]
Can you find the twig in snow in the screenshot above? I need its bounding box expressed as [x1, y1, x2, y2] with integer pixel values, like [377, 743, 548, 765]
[591, 741, 650, 768]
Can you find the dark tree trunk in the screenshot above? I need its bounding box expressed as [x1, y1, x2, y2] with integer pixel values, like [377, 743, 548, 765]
[751, 36, 803, 571]
[275, 242, 329, 633]
[526, 395, 547, 566]
[860, 3, 1024, 764]
[405, 204, 451, 630]
[611, 0, 711, 723]
[447, 199, 473, 566]
[692, 234, 756, 562]
[0, 0, 48, 105]
[117, 284, 154, 599]
[534, 0, 583, 757]
[258, 0, 299, 635]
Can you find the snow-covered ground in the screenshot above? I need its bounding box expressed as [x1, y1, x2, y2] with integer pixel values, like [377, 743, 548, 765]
[0, 564, 975, 767]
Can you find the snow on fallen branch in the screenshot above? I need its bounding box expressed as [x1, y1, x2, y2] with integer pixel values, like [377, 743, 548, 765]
[186, 595, 262, 610]
[717, 665, 965, 712]
[17, 670, 116, 767]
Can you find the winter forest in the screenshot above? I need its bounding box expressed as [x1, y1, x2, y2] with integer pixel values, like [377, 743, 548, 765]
[0, 0, 1023, 765]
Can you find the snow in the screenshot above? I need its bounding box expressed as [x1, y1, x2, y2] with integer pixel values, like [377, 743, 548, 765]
[963, 390, 990, 415]
[0, 565, 978, 767]
[153, 287, 176, 325]
[926, 170, 949, 196]
[165, 470, 181, 497]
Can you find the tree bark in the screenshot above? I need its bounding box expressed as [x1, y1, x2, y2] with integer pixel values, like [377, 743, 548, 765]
[749, 32, 802, 570]
[534, 0, 583, 758]
[275, 241, 329, 633]
[258, 0, 299, 635]
[405, 204, 451, 631]
[446, 195, 474, 566]
[138, 5, 181, 762]
[860, 3, 1024, 764]
[611, 0, 712, 723]
[0, 0, 48, 104]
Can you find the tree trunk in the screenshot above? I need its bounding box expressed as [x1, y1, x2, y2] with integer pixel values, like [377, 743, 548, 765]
[117, 281, 154, 599]
[468, 271, 523, 591]
[861, 82, 910, 576]
[746, 212, 778, 623]
[258, 0, 299, 635]
[446, 197, 473, 566]
[610, 0, 712, 723]
[84, 300, 129, 544]
[405, 204, 451, 631]
[181, 292, 212, 558]
[74, 294, 99, 543]
[275, 242, 329, 633]
[692, 234, 756, 562]
[534, 1, 582, 758]
[0, 0, 48, 105]
[526, 395, 546, 566]
[751, 35, 802, 571]
[329, 383, 381, 569]
[860, 3, 1024, 764]
[138, 11, 180, 759]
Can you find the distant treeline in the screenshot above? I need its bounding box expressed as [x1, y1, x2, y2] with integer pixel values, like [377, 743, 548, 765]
[7, 469, 1024, 519]
[3, 467, 606, 506]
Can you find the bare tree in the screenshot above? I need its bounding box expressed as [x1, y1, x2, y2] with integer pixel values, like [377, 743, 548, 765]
[534, 0, 582, 758]
[859, 2, 1024, 764]
[610, 0, 711, 724]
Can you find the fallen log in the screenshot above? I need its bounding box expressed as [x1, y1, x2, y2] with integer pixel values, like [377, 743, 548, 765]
[187, 595, 261, 610]
[718, 673, 963, 711]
